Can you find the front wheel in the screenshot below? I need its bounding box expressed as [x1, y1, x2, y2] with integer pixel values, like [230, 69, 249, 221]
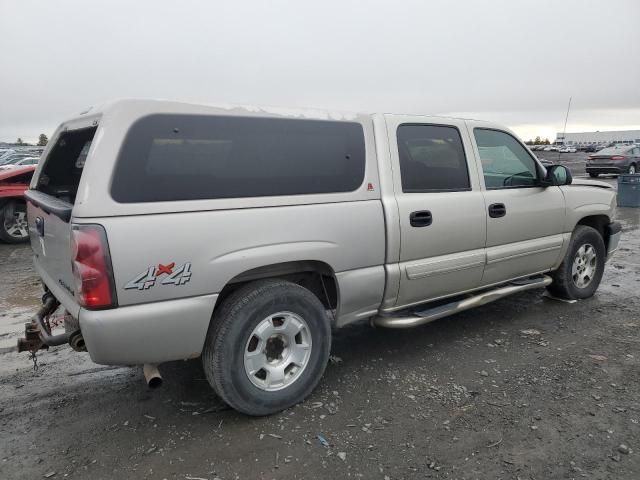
[547, 225, 605, 300]
[202, 279, 331, 416]
[0, 200, 29, 244]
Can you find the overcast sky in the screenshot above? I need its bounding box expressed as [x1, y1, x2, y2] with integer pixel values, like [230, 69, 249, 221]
[1, 0, 639, 143]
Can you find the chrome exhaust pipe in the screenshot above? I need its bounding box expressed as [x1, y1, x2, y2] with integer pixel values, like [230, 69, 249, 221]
[69, 332, 87, 352]
[143, 364, 163, 389]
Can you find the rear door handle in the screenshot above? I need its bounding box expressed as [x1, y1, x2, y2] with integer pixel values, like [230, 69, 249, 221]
[488, 203, 506, 218]
[410, 210, 432, 227]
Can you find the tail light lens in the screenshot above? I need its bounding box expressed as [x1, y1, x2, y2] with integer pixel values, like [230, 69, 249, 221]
[611, 155, 626, 161]
[70, 224, 117, 309]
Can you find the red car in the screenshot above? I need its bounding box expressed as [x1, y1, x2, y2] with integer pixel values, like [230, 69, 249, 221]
[0, 165, 35, 243]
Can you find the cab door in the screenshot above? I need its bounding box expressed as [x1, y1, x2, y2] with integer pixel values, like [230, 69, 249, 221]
[385, 115, 487, 309]
[466, 122, 566, 286]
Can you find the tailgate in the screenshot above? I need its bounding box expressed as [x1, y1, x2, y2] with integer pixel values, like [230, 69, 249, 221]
[27, 197, 78, 315]
[26, 125, 98, 316]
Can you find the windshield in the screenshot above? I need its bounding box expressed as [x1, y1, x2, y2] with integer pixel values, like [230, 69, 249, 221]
[0, 155, 31, 165]
[0, 150, 16, 162]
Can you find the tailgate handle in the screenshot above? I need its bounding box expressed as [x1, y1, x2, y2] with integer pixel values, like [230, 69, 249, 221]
[410, 210, 433, 227]
[488, 203, 507, 218]
[35, 217, 44, 237]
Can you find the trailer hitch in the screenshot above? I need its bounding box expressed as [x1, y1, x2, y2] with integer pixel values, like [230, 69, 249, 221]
[17, 294, 65, 355]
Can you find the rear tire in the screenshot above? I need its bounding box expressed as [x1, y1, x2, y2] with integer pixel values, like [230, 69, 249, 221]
[202, 279, 331, 416]
[588, 172, 599, 178]
[0, 200, 29, 244]
[547, 225, 605, 300]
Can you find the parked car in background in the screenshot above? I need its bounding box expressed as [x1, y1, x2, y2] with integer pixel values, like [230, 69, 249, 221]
[586, 145, 640, 177]
[0, 157, 39, 170]
[0, 153, 33, 166]
[0, 149, 17, 162]
[559, 146, 577, 153]
[582, 145, 599, 153]
[0, 165, 35, 243]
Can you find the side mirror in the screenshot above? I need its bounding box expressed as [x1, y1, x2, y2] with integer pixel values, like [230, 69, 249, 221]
[543, 164, 572, 186]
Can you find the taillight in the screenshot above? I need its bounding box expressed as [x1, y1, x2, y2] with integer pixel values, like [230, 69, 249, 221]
[611, 155, 626, 161]
[70, 224, 117, 309]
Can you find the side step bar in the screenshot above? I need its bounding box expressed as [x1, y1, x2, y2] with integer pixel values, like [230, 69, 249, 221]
[371, 275, 552, 329]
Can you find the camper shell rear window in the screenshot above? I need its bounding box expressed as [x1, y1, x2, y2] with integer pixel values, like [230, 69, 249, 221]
[36, 126, 97, 203]
[111, 114, 366, 203]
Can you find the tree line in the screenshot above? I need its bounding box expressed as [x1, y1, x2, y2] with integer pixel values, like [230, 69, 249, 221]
[524, 136, 551, 145]
[12, 134, 48, 146]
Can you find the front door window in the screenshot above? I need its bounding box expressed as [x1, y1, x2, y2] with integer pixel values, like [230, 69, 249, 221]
[474, 129, 540, 188]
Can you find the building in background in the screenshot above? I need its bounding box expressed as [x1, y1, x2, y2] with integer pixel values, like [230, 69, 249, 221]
[555, 130, 640, 146]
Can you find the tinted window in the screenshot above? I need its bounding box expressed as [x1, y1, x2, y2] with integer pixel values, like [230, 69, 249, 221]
[474, 129, 539, 189]
[397, 124, 470, 192]
[111, 114, 366, 202]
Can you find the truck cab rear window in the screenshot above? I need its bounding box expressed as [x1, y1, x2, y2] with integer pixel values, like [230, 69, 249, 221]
[111, 114, 366, 202]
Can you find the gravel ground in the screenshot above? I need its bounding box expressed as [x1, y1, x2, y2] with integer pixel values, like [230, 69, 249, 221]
[0, 174, 638, 480]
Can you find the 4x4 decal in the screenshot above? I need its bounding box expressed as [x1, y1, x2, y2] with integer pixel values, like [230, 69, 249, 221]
[124, 262, 192, 290]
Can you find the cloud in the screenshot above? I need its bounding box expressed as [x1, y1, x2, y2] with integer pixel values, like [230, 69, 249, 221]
[1, 0, 638, 142]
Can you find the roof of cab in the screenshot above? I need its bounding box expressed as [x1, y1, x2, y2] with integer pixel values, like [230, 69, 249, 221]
[71, 98, 494, 125]
[73, 98, 365, 123]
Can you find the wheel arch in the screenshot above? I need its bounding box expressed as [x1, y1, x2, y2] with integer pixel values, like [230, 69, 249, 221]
[215, 260, 339, 320]
[576, 214, 613, 252]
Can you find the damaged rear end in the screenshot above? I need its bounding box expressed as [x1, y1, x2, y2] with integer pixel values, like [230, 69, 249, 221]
[18, 111, 114, 355]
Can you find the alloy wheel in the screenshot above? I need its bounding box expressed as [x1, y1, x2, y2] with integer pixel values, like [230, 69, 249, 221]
[244, 311, 312, 391]
[572, 243, 597, 288]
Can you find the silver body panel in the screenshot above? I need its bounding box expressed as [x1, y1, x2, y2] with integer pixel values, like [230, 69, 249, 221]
[86, 200, 386, 308]
[80, 294, 218, 364]
[26, 99, 618, 365]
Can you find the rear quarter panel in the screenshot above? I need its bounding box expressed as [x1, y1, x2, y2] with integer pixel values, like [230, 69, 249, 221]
[82, 200, 386, 311]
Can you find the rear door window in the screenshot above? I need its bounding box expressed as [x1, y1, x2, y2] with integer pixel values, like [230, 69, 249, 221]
[396, 124, 470, 192]
[111, 114, 366, 202]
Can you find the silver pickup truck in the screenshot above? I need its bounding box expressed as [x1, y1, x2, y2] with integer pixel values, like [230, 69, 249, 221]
[21, 99, 621, 415]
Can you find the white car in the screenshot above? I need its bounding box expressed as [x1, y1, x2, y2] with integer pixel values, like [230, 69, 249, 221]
[0, 157, 39, 170]
[559, 146, 577, 153]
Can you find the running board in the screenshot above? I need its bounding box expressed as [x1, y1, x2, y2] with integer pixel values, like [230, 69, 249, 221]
[371, 275, 553, 329]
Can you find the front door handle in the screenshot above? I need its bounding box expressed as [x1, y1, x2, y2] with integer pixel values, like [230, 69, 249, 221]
[410, 210, 432, 227]
[488, 203, 506, 218]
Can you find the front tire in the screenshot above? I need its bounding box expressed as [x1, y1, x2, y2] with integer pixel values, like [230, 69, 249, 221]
[547, 225, 605, 300]
[588, 172, 599, 178]
[202, 279, 331, 416]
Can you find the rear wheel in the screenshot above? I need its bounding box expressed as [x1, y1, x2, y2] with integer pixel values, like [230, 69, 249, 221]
[588, 172, 599, 178]
[629, 163, 637, 175]
[202, 279, 331, 416]
[0, 200, 29, 244]
[547, 225, 605, 300]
